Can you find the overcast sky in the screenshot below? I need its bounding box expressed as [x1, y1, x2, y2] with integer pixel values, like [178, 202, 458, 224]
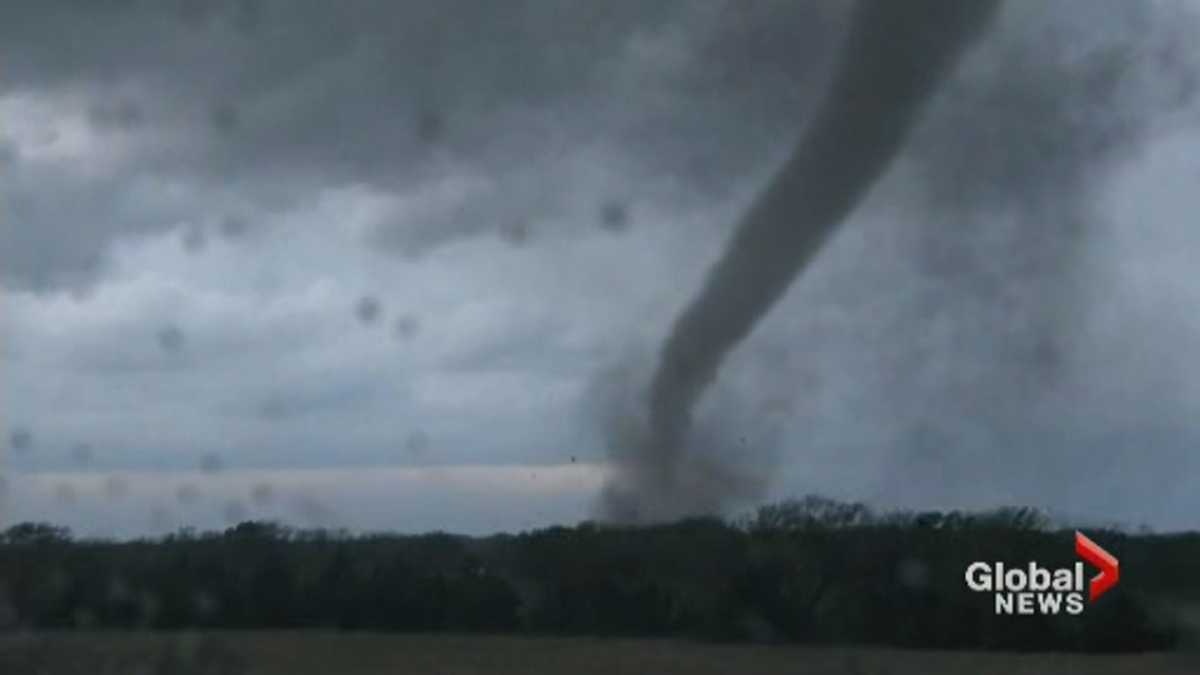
[3, 0, 1200, 538]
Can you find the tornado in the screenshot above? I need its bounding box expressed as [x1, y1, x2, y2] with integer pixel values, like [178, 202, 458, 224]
[603, 0, 1004, 522]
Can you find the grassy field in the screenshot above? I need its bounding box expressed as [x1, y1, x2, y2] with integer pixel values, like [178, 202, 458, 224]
[0, 632, 1197, 675]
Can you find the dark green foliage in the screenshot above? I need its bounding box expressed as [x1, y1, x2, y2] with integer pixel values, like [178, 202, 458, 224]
[0, 498, 1193, 652]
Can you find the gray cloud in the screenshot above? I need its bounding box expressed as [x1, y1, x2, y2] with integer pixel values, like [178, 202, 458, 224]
[0, 0, 841, 292]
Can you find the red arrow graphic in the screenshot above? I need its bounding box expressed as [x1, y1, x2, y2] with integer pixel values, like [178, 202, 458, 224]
[1075, 531, 1119, 603]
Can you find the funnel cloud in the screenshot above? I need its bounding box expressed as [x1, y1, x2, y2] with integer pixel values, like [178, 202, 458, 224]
[601, 0, 1004, 522]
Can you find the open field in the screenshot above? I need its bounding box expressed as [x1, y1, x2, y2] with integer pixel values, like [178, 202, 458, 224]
[0, 632, 1197, 675]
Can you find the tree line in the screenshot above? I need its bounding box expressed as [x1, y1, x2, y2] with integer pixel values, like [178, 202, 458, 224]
[0, 496, 1195, 652]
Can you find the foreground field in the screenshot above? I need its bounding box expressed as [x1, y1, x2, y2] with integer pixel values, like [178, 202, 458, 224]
[0, 632, 1197, 675]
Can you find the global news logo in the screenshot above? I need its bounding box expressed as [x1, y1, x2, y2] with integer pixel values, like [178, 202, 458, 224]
[964, 531, 1120, 616]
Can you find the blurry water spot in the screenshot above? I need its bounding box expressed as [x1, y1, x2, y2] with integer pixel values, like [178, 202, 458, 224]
[764, 395, 795, 416]
[739, 611, 780, 644]
[181, 224, 207, 253]
[210, 102, 240, 135]
[54, 483, 78, 506]
[599, 200, 631, 233]
[67, 252, 104, 303]
[149, 505, 172, 530]
[222, 499, 247, 524]
[199, 452, 224, 474]
[356, 295, 382, 324]
[49, 568, 70, 595]
[396, 240, 426, 262]
[72, 608, 97, 630]
[499, 220, 532, 246]
[219, 215, 249, 239]
[233, 0, 263, 34]
[0, 595, 15, 630]
[1028, 334, 1065, 379]
[107, 577, 132, 605]
[157, 324, 186, 353]
[104, 474, 130, 501]
[897, 557, 931, 591]
[405, 430, 430, 457]
[257, 396, 287, 421]
[0, 140, 17, 167]
[250, 482, 274, 506]
[176, 483, 202, 505]
[9, 428, 33, 453]
[87, 98, 144, 132]
[34, 126, 60, 147]
[71, 443, 94, 466]
[175, 635, 247, 673]
[292, 493, 337, 527]
[193, 590, 219, 618]
[137, 591, 162, 627]
[417, 109, 444, 143]
[177, 0, 214, 28]
[393, 314, 421, 341]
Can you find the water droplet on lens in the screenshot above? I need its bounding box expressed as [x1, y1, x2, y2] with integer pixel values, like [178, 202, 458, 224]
[355, 296, 382, 324]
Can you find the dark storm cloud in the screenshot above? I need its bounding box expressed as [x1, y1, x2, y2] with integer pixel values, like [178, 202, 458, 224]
[1, 162, 219, 294]
[8, 0, 1182, 296]
[0, 0, 843, 292]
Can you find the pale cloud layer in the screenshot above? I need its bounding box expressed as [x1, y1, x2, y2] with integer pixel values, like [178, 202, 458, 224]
[3, 0, 1200, 536]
